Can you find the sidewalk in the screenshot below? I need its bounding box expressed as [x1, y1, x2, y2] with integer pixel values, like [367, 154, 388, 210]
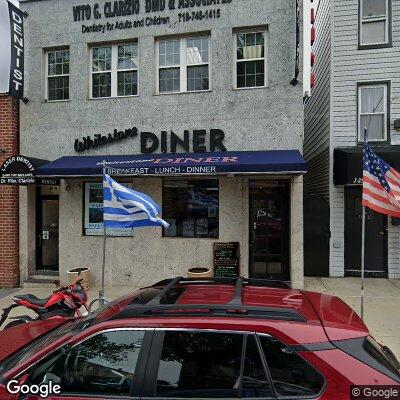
[305, 277, 400, 358]
[0, 278, 399, 358]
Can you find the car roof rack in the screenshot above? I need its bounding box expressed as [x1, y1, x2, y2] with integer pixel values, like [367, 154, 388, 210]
[150, 277, 291, 290]
[110, 276, 305, 323]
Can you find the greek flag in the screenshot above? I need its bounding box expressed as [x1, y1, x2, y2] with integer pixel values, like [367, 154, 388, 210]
[103, 173, 170, 229]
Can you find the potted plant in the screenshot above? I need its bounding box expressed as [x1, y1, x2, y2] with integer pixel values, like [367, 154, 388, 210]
[187, 267, 213, 278]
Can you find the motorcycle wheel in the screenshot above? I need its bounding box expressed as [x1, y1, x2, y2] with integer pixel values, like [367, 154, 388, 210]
[4, 320, 25, 329]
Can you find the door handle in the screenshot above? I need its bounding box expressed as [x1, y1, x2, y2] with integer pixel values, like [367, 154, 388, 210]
[38, 234, 42, 246]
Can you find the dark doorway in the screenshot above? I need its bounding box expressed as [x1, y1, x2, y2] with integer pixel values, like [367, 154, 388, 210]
[249, 180, 290, 281]
[345, 187, 387, 276]
[36, 186, 59, 272]
[304, 195, 330, 277]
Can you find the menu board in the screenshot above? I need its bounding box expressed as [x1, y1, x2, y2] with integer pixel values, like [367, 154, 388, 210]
[213, 242, 240, 278]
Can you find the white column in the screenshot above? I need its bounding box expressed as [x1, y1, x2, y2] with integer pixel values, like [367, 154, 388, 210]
[19, 185, 36, 284]
[290, 175, 304, 289]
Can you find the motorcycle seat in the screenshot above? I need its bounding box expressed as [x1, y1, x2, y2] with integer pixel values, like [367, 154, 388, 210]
[14, 294, 50, 307]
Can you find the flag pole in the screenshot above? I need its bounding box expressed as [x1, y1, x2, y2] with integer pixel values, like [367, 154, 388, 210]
[361, 202, 366, 320]
[100, 160, 106, 306]
[361, 128, 367, 320]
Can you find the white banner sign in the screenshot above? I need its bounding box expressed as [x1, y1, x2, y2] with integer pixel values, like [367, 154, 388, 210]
[0, 0, 24, 99]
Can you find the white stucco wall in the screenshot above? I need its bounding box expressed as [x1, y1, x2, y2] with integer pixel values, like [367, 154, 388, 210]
[18, 174, 302, 287]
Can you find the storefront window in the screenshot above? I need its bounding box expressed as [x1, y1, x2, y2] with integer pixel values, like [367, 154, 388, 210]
[163, 180, 219, 238]
[84, 182, 133, 237]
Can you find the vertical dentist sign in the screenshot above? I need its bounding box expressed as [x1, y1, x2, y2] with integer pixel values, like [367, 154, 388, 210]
[0, 0, 25, 99]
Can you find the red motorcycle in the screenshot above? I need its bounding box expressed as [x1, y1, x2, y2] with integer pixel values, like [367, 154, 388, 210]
[0, 279, 88, 329]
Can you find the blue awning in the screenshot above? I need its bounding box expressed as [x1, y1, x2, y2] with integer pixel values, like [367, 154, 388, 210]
[37, 150, 307, 178]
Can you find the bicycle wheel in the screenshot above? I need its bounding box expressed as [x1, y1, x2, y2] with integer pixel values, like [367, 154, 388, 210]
[88, 297, 109, 312]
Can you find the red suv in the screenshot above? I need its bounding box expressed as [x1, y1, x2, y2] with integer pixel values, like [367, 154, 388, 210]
[0, 277, 399, 400]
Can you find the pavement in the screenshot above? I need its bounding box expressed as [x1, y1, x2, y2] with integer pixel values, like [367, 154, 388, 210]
[0, 277, 399, 358]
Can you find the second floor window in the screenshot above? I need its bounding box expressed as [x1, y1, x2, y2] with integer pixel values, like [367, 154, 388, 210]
[235, 31, 266, 89]
[360, 0, 389, 46]
[46, 49, 69, 101]
[91, 42, 138, 98]
[358, 83, 388, 141]
[157, 36, 210, 94]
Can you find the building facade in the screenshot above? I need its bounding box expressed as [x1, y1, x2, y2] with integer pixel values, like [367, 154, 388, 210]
[305, 0, 400, 279]
[18, 0, 305, 288]
[0, 95, 20, 288]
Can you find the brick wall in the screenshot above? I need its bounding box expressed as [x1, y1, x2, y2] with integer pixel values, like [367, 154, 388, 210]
[0, 95, 20, 288]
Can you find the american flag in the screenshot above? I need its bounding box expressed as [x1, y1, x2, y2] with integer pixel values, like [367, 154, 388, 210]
[362, 142, 400, 217]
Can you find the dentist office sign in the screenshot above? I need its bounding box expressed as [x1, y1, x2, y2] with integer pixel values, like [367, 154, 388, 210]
[0, 0, 25, 99]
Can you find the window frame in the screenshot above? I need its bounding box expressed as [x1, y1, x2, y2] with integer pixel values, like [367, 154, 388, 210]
[83, 181, 134, 237]
[256, 333, 326, 399]
[161, 178, 220, 239]
[45, 48, 70, 102]
[359, 0, 391, 49]
[233, 29, 268, 90]
[89, 41, 139, 99]
[357, 82, 389, 143]
[155, 35, 211, 95]
[143, 329, 276, 399]
[14, 328, 154, 399]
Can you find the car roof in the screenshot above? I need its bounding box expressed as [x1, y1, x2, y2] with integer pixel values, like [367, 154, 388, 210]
[90, 277, 369, 344]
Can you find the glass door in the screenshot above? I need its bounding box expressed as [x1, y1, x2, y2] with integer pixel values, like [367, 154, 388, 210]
[249, 180, 289, 281]
[36, 186, 59, 272]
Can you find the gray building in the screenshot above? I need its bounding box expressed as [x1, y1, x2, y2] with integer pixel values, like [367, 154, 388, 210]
[304, 0, 400, 279]
[18, 0, 305, 288]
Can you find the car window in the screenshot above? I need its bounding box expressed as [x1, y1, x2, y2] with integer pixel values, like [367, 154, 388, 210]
[258, 335, 325, 397]
[333, 336, 400, 383]
[242, 336, 274, 399]
[27, 330, 146, 397]
[155, 331, 243, 398]
[364, 336, 400, 377]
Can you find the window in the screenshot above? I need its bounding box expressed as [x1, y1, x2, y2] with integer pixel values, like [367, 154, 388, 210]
[162, 180, 219, 238]
[360, 0, 389, 46]
[334, 336, 400, 383]
[91, 42, 138, 98]
[358, 84, 388, 141]
[259, 335, 325, 397]
[242, 336, 274, 398]
[27, 330, 146, 396]
[157, 36, 210, 94]
[156, 331, 243, 398]
[235, 31, 266, 89]
[46, 49, 69, 101]
[154, 332, 275, 399]
[84, 182, 133, 236]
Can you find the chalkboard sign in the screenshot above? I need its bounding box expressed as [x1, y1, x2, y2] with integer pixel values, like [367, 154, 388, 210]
[213, 242, 240, 278]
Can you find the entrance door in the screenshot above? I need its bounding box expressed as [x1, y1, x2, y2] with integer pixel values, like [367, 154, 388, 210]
[249, 180, 290, 280]
[345, 187, 387, 276]
[36, 186, 59, 272]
